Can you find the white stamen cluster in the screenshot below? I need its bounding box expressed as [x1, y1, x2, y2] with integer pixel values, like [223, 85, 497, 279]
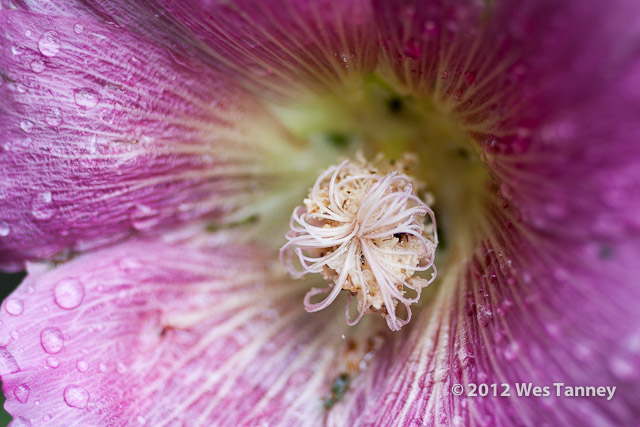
[280, 154, 438, 331]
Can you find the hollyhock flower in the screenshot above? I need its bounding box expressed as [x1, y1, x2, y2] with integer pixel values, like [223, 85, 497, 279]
[0, 0, 639, 426]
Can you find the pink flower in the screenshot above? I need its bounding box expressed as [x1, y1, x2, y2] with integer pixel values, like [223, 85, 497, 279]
[1, 0, 639, 425]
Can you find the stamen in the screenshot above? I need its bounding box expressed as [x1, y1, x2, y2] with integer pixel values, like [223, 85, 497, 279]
[280, 154, 438, 331]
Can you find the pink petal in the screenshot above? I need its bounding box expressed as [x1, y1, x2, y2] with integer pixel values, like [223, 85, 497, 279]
[162, 0, 377, 97]
[328, 232, 640, 425]
[0, 236, 348, 425]
[16, 0, 377, 98]
[325, 1, 640, 424]
[0, 11, 294, 271]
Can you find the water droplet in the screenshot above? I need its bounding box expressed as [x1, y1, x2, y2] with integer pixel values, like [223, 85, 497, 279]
[136, 416, 146, 425]
[42, 414, 52, 422]
[20, 120, 34, 133]
[130, 204, 160, 230]
[0, 221, 10, 237]
[14, 383, 30, 403]
[54, 278, 85, 310]
[116, 362, 127, 373]
[623, 333, 640, 354]
[38, 31, 61, 57]
[5, 298, 24, 316]
[45, 108, 63, 127]
[403, 39, 421, 59]
[63, 385, 89, 409]
[99, 363, 107, 372]
[476, 304, 492, 326]
[31, 191, 55, 220]
[503, 341, 520, 361]
[544, 322, 560, 337]
[11, 331, 19, 340]
[464, 71, 477, 85]
[0, 348, 20, 373]
[76, 360, 88, 372]
[46, 356, 59, 368]
[73, 23, 84, 34]
[40, 327, 64, 354]
[118, 257, 142, 273]
[73, 88, 100, 110]
[499, 183, 513, 201]
[29, 59, 46, 73]
[609, 356, 636, 381]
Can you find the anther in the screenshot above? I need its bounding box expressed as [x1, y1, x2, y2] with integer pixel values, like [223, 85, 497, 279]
[280, 154, 438, 330]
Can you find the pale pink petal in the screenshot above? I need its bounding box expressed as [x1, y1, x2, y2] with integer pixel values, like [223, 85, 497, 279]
[0, 236, 351, 425]
[0, 11, 294, 271]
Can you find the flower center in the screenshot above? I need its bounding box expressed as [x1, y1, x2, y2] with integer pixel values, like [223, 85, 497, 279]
[249, 72, 493, 330]
[280, 154, 437, 331]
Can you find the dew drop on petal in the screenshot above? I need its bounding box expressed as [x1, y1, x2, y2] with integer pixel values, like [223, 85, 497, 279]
[20, 120, 34, 133]
[499, 182, 513, 201]
[609, 356, 636, 380]
[30, 59, 46, 73]
[38, 31, 61, 57]
[136, 416, 146, 425]
[73, 23, 84, 34]
[76, 360, 88, 372]
[5, 298, 24, 316]
[13, 383, 30, 403]
[0, 348, 20, 374]
[40, 327, 64, 354]
[0, 221, 10, 237]
[452, 415, 464, 426]
[54, 278, 85, 310]
[476, 304, 492, 326]
[42, 415, 52, 422]
[464, 71, 476, 85]
[116, 362, 127, 373]
[503, 341, 520, 361]
[119, 257, 143, 273]
[63, 385, 89, 409]
[73, 88, 100, 110]
[46, 356, 59, 368]
[544, 322, 560, 337]
[99, 363, 107, 372]
[31, 192, 56, 220]
[45, 108, 63, 127]
[130, 204, 159, 230]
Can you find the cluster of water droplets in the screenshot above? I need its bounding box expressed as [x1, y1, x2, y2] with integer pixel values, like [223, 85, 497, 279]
[10, 27, 104, 140]
[1, 277, 91, 411]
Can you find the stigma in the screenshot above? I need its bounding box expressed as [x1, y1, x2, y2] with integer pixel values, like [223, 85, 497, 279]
[280, 154, 438, 331]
